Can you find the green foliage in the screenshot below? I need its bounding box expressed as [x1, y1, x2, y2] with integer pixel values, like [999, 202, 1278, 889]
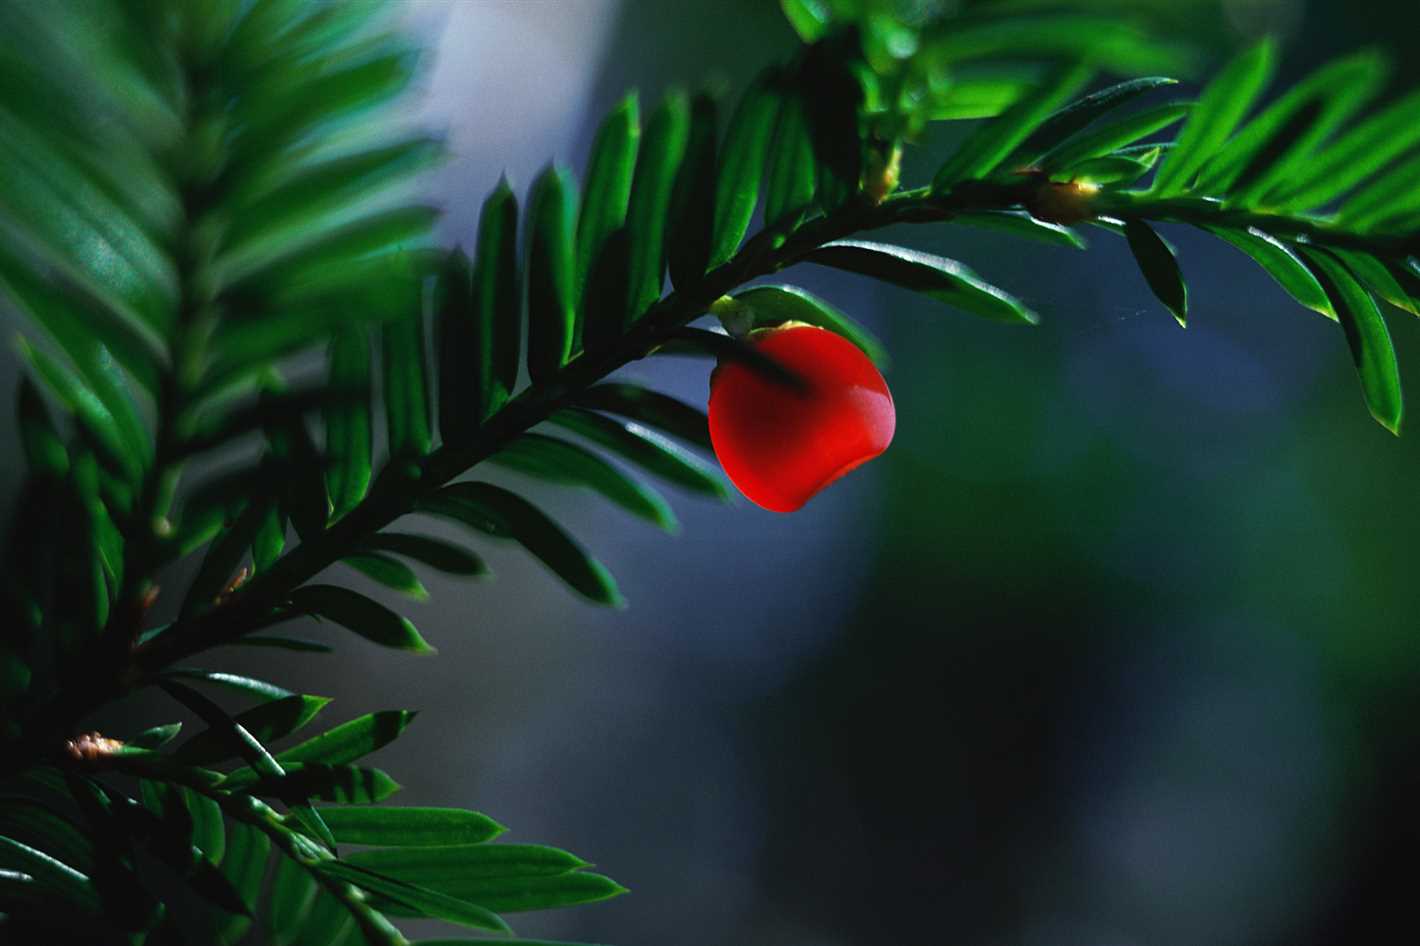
[808, 241, 1040, 325]
[438, 179, 520, 435]
[947, 210, 1089, 249]
[765, 89, 819, 230]
[934, 64, 1095, 188]
[1204, 226, 1335, 319]
[667, 93, 719, 288]
[288, 585, 437, 654]
[573, 384, 714, 450]
[577, 92, 642, 353]
[177, 694, 333, 765]
[1152, 39, 1276, 195]
[420, 483, 625, 608]
[317, 861, 510, 933]
[524, 164, 580, 383]
[1302, 248, 1405, 433]
[317, 807, 506, 847]
[326, 328, 375, 520]
[358, 533, 489, 578]
[344, 552, 431, 601]
[4, 0, 1420, 943]
[1124, 219, 1189, 326]
[382, 298, 434, 460]
[710, 70, 784, 268]
[548, 409, 731, 502]
[627, 91, 692, 323]
[165, 668, 295, 703]
[493, 434, 680, 532]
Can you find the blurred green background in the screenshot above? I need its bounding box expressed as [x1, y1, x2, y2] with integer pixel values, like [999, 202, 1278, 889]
[5, 1, 1419, 944]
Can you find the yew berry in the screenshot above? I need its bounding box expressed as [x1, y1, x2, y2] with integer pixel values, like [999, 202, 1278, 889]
[708, 323, 895, 513]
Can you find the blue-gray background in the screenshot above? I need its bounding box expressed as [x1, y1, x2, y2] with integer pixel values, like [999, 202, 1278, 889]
[5, 1, 1419, 944]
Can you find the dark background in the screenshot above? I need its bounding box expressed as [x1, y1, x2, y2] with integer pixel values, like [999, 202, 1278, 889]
[5, 1, 1419, 944]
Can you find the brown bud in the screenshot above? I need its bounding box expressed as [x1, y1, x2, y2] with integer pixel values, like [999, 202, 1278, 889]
[1025, 179, 1100, 226]
[215, 566, 251, 604]
[863, 142, 902, 205]
[64, 731, 124, 763]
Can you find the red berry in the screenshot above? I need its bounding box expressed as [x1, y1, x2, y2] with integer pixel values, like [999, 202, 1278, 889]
[708, 324, 895, 513]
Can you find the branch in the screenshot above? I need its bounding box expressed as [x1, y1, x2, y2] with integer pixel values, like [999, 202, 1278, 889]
[1096, 191, 1420, 258]
[222, 796, 408, 946]
[100, 756, 408, 946]
[129, 184, 977, 670]
[133, 173, 1415, 674]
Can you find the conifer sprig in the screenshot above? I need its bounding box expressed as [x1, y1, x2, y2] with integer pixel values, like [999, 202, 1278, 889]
[4, 1, 1420, 943]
